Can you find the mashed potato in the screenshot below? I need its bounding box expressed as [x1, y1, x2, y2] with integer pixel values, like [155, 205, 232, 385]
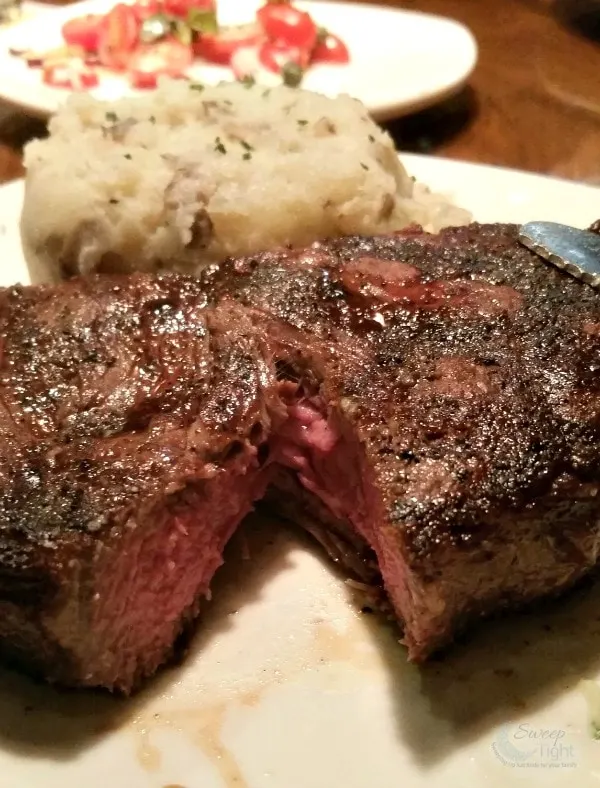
[21, 80, 469, 283]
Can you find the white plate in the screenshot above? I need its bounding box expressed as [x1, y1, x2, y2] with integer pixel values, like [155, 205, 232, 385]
[0, 0, 477, 119]
[0, 156, 600, 788]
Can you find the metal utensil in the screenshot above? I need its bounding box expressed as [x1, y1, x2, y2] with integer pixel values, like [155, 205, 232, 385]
[519, 221, 600, 289]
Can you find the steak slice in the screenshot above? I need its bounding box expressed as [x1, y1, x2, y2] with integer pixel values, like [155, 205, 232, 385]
[0, 223, 599, 692]
[204, 223, 600, 660]
[0, 276, 275, 692]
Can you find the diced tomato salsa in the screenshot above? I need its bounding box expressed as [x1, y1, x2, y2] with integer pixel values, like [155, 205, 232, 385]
[15, 0, 349, 90]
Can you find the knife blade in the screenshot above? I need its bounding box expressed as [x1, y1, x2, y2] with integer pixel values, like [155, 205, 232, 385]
[518, 221, 600, 290]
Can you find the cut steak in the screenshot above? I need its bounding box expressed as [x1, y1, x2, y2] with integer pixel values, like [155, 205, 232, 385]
[203, 222, 600, 659]
[0, 223, 599, 692]
[0, 277, 275, 691]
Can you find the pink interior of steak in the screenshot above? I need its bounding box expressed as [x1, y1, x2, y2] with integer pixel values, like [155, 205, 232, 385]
[90, 385, 412, 692]
[269, 387, 428, 656]
[72, 448, 271, 692]
[271, 398, 359, 524]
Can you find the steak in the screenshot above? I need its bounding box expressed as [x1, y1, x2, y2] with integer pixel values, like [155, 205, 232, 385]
[0, 276, 276, 691]
[0, 223, 599, 692]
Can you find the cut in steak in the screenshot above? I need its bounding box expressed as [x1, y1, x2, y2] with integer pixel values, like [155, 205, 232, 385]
[0, 223, 599, 692]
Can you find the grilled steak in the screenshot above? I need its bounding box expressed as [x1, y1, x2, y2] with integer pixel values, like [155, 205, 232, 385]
[0, 223, 599, 691]
[206, 223, 600, 660]
[0, 276, 276, 692]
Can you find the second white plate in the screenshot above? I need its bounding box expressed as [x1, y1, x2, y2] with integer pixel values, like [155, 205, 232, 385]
[0, 0, 478, 119]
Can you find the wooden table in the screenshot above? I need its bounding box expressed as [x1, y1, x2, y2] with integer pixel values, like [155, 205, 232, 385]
[387, 0, 600, 183]
[0, 0, 600, 185]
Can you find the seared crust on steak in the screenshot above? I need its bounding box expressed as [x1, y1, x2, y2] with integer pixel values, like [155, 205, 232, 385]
[0, 223, 598, 690]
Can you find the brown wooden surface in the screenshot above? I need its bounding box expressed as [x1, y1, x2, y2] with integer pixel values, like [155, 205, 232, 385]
[0, 0, 600, 184]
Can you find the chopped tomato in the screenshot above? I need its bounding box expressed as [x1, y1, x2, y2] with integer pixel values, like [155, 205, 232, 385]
[83, 52, 102, 67]
[97, 4, 140, 70]
[258, 39, 309, 74]
[131, 0, 163, 22]
[61, 15, 103, 53]
[193, 23, 261, 65]
[129, 37, 192, 87]
[164, 0, 215, 20]
[311, 32, 349, 64]
[130, 67, 159, 89]
[256, 3, 317, 50]
[42, 63, 99, 89]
